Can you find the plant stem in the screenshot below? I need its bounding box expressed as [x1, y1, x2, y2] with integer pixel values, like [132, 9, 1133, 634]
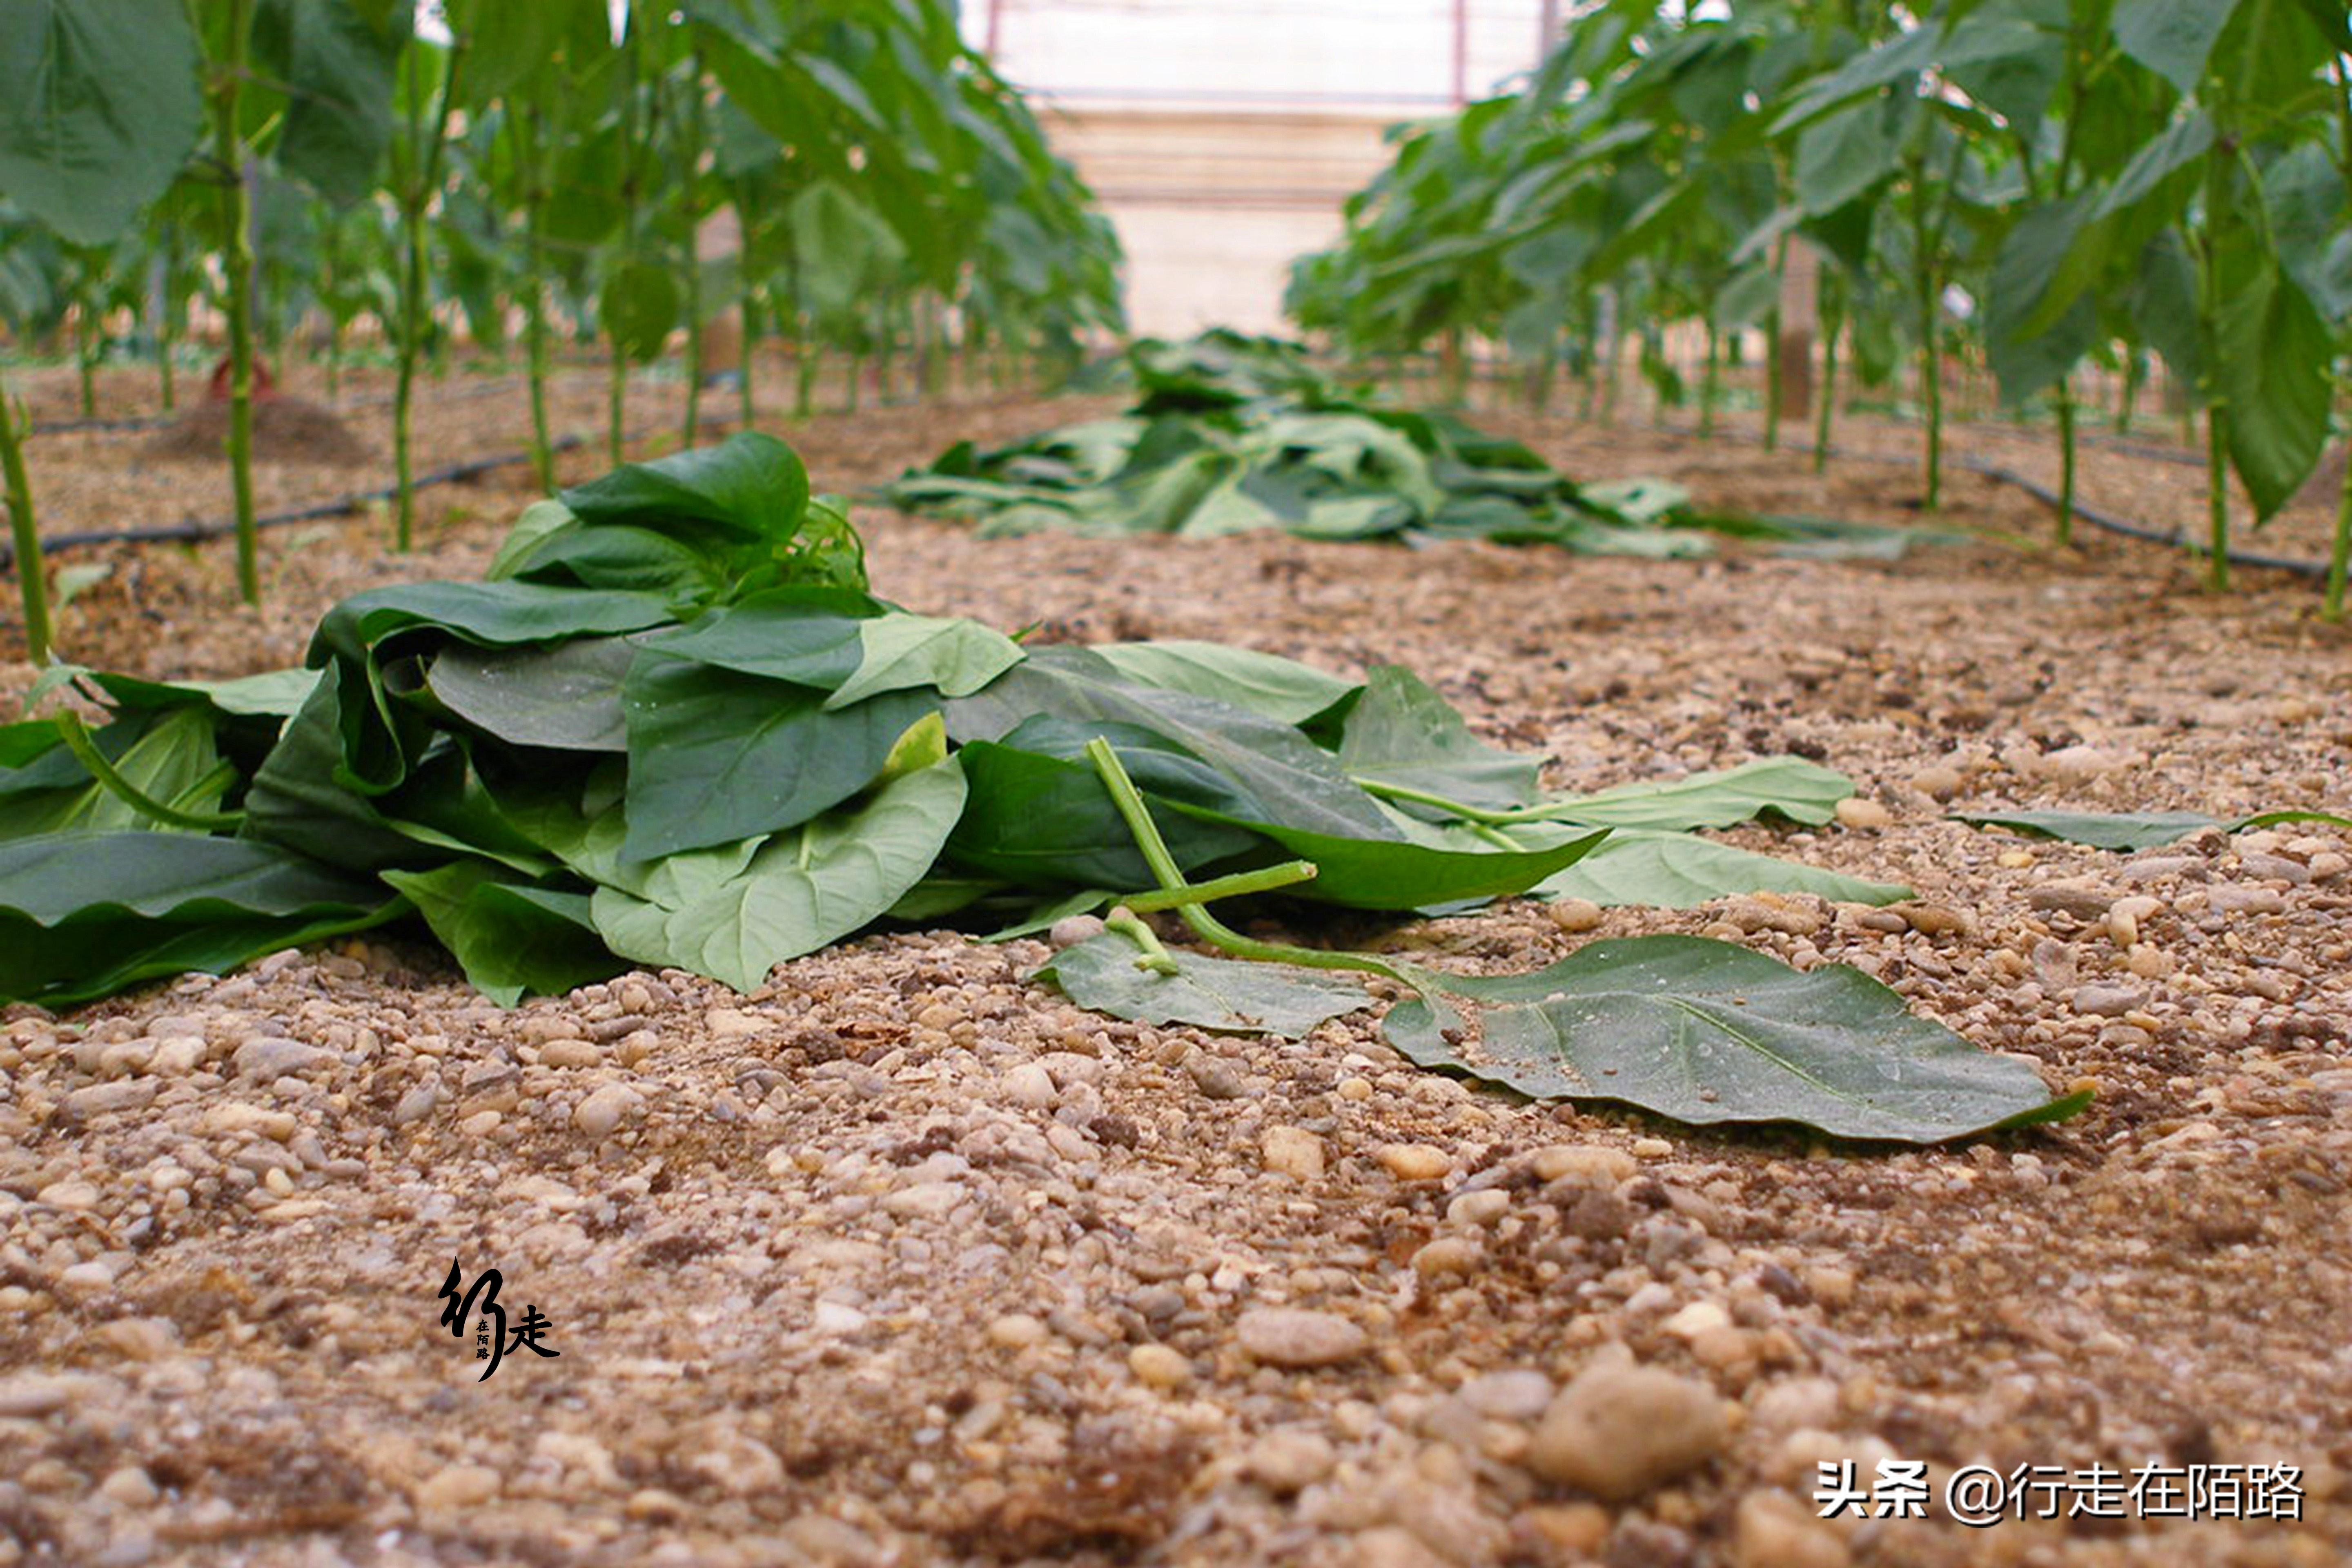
[1698, 321, 1720, 439]
[1103, 908, 1180, 974]
[1086, 738, 1410, 984]
[1813, 279, 1840, 474]
[394, 31, 466, 551]
[520, 105, 555, 493]
[737, 278, 758, 430]
[53, 712, 244, 830]
[0, 384, 51, 662]
[1123, 860, 1319, 912]
[212, 0, 261, 605]
[2054, 377, 2077, 546]
[680, 54, 708, 449]
[1762, 233, 1788, 453]
[2204, 405, 2233, 592]
[2326, 414, 2351, 621]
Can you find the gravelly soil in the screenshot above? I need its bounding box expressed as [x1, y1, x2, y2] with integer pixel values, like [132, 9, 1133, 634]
[0, 364, 2347, 1568]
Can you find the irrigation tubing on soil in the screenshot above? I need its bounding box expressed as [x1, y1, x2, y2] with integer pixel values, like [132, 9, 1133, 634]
[1649, 418, 2332, 581]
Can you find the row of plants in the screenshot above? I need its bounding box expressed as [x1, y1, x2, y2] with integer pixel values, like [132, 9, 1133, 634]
[886, 330, 1947, 559]
[1286, 0, 2352, 608]
[0, 430, 2082, 1143]
[0, 0, 1122, 651]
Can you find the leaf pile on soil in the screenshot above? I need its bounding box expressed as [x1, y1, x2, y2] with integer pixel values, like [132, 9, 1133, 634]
[140, 396, 375, 467]
[0, 366, 2345, 1566]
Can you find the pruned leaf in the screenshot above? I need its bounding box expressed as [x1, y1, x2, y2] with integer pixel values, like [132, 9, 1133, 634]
[1340, 665, 1542, 813]
[1545, 757, 1852, 831]
[381, 860, 621, 1005]
[1535, 830, 1910, 909]
[1383, 935, 2089, 1142]
[1038, 931, 1371, 1036]
[824, 613, 1026, 710]
[591, 756, 967, 993]
[427, 637, 636, 752]
[1088, 640, 1357, 727]
[1954, 807, 2352, 851]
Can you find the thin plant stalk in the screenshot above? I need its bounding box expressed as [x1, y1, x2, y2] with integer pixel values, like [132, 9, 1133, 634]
[1698, 321, 1720, 439]
[0, 386, 52, 662]
[2326, 414, 2351, 621]
[2196, 147, 2232, 592]
[1813, 284, 1841, 474]
[74, 306, 98, 418]
[394, 32, 466, 551]
[211, 0, 262, 606]
[519, 105, 555, 492]
[2054, 375, 2078, 546]
[1909, 169, 1943, 511]
[737, 279, 758, 430]
[1762, 233, 1788, 452]
[680, 56, 708, 449]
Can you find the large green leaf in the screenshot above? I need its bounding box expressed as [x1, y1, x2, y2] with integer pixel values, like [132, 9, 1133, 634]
[1544, 757, 1852, 831]
[2216, 256, 2332, 520]
[381, 860, 621, 1006]
[0, 832, 397, 1007]
[0, 0, 203, 246]
[600, 260, 682, 363]
[1383, 935, 2088, 1142]
[947, 733, 1267, 890]
[1338, 665, 1542, 813]
[591, 757, 967, 993]
[425, 637, 637, 753]
[1037, 932, 1372, 1036]
[1533, 830, 1911, 909]
[559, 431, 813, 552]
[825, 613, 1026, 710]
[619, 653, 933, 860]
[2113, 0, 2239, 94]
[947, 646, 1402, 844]
[1089, 641, 1359, 727]
[639, 589, 882, 685]
[1954, 807, 2352, 851]
[1172, 807, 1608, 910]
[313, 580, 675, 664]
[256, 0, 406, 204]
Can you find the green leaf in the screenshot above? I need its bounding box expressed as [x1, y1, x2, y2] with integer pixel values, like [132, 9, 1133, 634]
[1339, 666, 1541, 813]
[1038, 932, 1372, 1037]
[312, 579, 675, 664]
[1172, 808, 1609, 911]
[600, 260, 682, 363]
[380, 860, 621, 1006]
[1085, 640, 1359, 727]
[558, 431, 812, 553]
[591, 756, 967, 993]
[1383, 935, 2087, 1142]
[0, 0, 204, 246]
[639, 590, 882, 685]
[947, 646, 1402, 844]
[425, 636, 636, 753]
[947, 735, 1266, 890]
[824, 612, 1025, 710]
[0, 831, 396, 1007]
[1533, 830, 1911, 909]
[2216, 261, 2332, 520]
[619, 652, 932, 860]
[1954, 808, 2352, 851]
[1544, 757, 1853, 831]
[256, 0, 406, 204]
[2113, 0, 2238, 94]
[1793, 99, 1901, 216]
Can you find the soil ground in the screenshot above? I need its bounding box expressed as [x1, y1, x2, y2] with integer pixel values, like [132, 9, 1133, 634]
[0, 359, 2347, 1568]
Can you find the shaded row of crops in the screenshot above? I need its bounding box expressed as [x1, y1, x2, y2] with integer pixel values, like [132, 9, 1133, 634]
[0, 0, 1120, 653]
[1288, 0, 2352, 609]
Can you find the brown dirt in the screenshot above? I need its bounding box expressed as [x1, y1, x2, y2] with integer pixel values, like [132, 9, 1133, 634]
[0, 364, 2346, 1568]
[140, 397, 375, 468]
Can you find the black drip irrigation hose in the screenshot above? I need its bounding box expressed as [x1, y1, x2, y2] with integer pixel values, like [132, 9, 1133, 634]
[1646, 418, 2332, 581]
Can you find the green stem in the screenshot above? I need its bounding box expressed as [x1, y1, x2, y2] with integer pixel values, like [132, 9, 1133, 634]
[1762, 233, 1788, 453]
[1104, 907, 1180, 975]
[213, 0, 261, 605]
[0, 385, 52, 662]
[1698, 321, 1720, 439]
[1813, 282, 1840, 474]
[394, 33, 466, 552]
[680, 54, 708, 449]
[2326, 408, 2351, 621]
[1123, 860, 1319, 912]
[53, 712, 244, 830]
[737, 277, 758, 430]
[520, 105, 555, 493]
[2205, 402, 2233, 592]
[1086, 737, 1412, 984]
[2054, 378, 2077, 547]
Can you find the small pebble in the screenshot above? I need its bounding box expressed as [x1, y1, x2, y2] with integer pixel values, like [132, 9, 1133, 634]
[1546, 897, 1604, 933]
[1734, 1489, 1852, 1568]
[1833, 797, 1891, 830]
[1236, 1306, 1370, 1367]
[1525, 1360, 1728, 1499]
[572, 1083, 641, 1138]
[413, 1463, 502, 1513]
[1127, 1343, 1193, 1390]
[1048, 914, 1107, 949]
[1245, 1428, 1336, 1492]
[1376, 1143, 1452, 1181]
[1261, 1125, 1325, 1180]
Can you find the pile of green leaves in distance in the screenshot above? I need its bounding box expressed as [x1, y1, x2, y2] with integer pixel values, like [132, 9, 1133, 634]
[888, 332, 1731, 555]
[0, 432, 2080, 1139]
